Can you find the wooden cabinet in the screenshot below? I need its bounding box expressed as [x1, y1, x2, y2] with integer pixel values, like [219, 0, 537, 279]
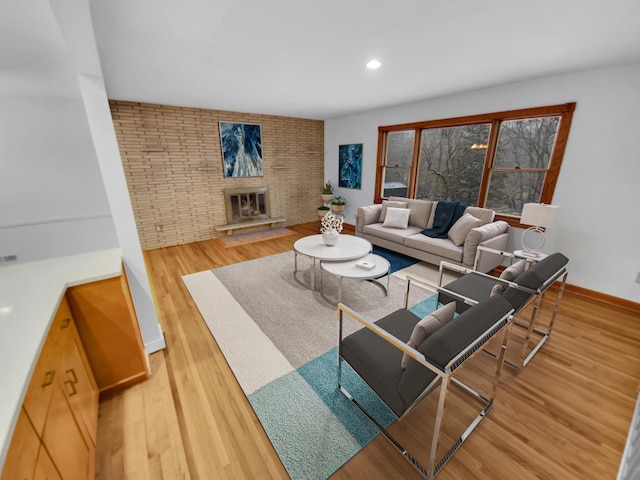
[42, 384, 93, 479]
[0, 409, 40, 480]
[34, 445, 62, 480]
[2, 269, 150, 479]
[2, 296, 98, 480]
[66, 270, 150, 395]
[0, 408, 63, 480]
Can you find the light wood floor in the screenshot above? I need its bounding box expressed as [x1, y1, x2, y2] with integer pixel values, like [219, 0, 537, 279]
[95, 223, 640, 479]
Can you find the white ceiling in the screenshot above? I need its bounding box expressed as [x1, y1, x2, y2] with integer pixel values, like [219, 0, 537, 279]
[3, 1, 640, 120]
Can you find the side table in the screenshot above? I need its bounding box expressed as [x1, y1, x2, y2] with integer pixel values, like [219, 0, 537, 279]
[320, 253, 390, 304]
[513, 250, 549, 269]
[293, 234, 372, 290]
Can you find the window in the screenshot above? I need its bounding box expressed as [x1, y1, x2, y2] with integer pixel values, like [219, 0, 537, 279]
[375, 103, 575, 225]
[381, 130, 414, 198]
[416, 124, 489, 204]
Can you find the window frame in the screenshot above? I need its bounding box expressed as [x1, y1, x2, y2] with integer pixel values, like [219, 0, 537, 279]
[375, 103, 576, 227]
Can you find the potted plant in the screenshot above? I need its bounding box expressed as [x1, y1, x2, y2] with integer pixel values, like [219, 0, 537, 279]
[321, 180, 334, 203]
[330, 195, 346, 215]
[317, 205, 330, 218]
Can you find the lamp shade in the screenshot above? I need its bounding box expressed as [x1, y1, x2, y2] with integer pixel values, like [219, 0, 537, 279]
[520, 203, 559, 228]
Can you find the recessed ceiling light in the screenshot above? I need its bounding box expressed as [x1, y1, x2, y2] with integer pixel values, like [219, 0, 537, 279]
[366, 59, 381, 70]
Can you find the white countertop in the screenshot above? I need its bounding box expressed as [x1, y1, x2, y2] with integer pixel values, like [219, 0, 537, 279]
[0, 248, 123, 472]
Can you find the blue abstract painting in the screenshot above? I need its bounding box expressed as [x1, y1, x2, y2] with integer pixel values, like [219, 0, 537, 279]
[338, 144, 362, 189]
[219, 122, 264, 177]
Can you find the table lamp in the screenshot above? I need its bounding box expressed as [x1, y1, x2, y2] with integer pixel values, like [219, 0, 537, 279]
[520, 203, 560, 257]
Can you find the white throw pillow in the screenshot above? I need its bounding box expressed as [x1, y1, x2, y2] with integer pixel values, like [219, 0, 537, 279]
[380, 200, 408, 223]
[401, 302, 456, 369]
[382, 207, 411, 229]
[447, 213, 483, 246]
[490, 259, 527, 296]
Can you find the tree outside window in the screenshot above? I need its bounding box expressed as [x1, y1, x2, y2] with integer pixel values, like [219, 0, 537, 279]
[416, 124, 489, 204]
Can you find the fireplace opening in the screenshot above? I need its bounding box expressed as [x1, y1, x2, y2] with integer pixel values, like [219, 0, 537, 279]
[224, 187, 270, 224]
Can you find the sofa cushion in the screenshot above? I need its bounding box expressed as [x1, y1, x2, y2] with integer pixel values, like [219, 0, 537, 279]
[404, 234, 464, 262]
[341, 308, 422, 417]
[421, 201, 468, 238]
[357, 204, 381, 228]
[502, 253, 569, 311]
[464, 206, 495, 225]
[408, 200, 433, 229]
[382, 207, 411, 229]
[419, 296, 512, 369]
[503, 260, 527, 281]
[427, 202, 437, 229]
[448, 213, 483, 246]
[401, 302, 456, 370]
[363, 223, 423, 243]
[389, 197, 433, 229]
[398, 296, 513, 409]
[491, 260, 526, 296]
[380, 200, 408, 223]
[463, 220, 509, 266]
[438, 271, 495, 313]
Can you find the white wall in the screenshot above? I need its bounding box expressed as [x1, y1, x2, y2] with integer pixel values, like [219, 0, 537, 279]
[0, 0, 165, 353]
[0, 97, 118, 263]
[325, 64, 640, 303]
[54, 0, 165, 353]
[78, 75, 166, 353]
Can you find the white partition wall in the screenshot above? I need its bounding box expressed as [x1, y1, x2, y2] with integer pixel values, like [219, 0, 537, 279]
[0, 0, 165, 353]
[78, 74, 166, 353]
[52, 0, 166, 353]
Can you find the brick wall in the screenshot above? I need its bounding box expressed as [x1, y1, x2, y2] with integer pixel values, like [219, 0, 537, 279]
[110, 101, 324, 249]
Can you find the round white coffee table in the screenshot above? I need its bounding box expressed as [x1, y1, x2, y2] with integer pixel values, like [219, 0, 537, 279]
[320, 253, 390, 304]
[293, 234, 372, 290]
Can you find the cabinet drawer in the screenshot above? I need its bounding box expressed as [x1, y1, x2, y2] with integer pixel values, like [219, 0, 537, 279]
[42, 385, 92, 480]
[62, 320, 99, 447]
[22, 298, 73, 436]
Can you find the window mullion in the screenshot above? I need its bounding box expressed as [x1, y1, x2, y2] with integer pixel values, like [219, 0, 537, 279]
[374, 130, 387, 203]
[407, 128, 421, 198]
[538, 109, 574, 204]
[491, 168, 547, 172]
[477, 120, 501, 207]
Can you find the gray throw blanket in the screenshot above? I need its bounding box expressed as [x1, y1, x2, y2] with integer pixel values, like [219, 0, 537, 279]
[421, 200, 467, 238]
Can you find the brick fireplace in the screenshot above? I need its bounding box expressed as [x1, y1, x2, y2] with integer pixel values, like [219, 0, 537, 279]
[215, 187, 285, 235]
[223, 186, 270, 224]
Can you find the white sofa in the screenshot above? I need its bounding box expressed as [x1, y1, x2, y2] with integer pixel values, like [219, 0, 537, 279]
[355, 197, 509, 273]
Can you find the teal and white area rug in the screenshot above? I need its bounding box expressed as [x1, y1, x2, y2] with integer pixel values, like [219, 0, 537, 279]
[182, 251, 437, 479]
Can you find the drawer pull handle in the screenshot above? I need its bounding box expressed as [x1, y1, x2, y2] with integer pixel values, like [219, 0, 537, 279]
[64, 369, 78, 396]
[64, 379, 78, 396]
[66, 369, 78, 384]
[42, 370, 55, 387]
[61, 317, 71, 329]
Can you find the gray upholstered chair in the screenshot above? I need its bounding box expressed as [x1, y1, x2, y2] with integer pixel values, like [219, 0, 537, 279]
[337, 293, 514, 479]
[436, 249, 569, 369]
